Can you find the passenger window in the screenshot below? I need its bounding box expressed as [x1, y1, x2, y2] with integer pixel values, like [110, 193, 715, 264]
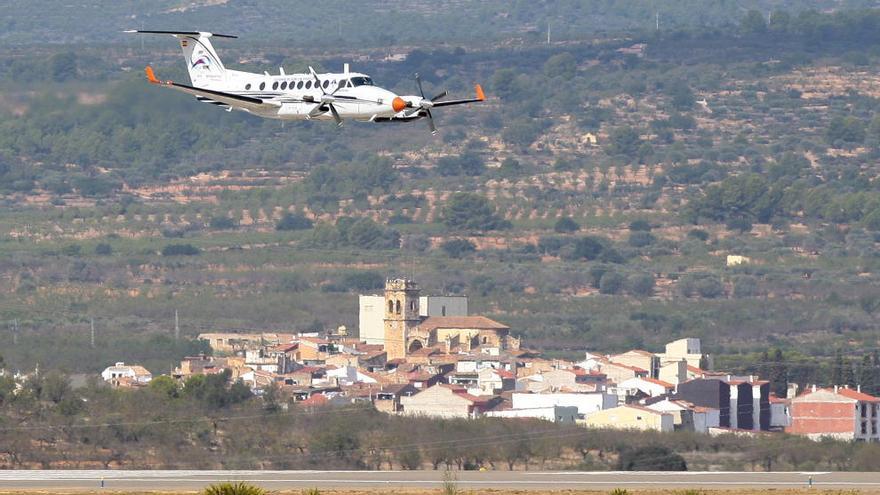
[245, 83, 251, 90]
[322, 80, 329, 89]
[306, 81, 312, 89]
[272, 82, 278, 90]
[280, 81, 287, 90]
[297, 81, 303, 89]
[259, 82, 265, 90]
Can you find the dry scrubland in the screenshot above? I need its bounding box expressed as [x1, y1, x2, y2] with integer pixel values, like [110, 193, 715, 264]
[0, 491, 872, 495]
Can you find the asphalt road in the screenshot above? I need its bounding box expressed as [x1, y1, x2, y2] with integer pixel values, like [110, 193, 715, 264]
[0, 470, 879, 492]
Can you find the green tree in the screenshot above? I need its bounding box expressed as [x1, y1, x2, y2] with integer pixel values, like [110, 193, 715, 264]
[826, 116, 866, 147]
[627, 273, 655, 297]
[442, 193, 509, 231]
[276, 213, 314, 231]
[599, 271, 625, 295]
[161, 244, 200, 256]
[607, 126, 642, 157]
[554, 217, 579, 233]
[543, 52, 577, 80]
[741, 10, 768, 35]
[441, 239, 477, 258]
[49, 52, 78, 82]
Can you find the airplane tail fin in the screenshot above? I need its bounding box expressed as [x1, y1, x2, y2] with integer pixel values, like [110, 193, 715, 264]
[126, 30, 235, 87]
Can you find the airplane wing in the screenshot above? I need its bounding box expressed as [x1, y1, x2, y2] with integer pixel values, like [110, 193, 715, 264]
[431, 84, 485, 108]
[143, 66, 279, 112]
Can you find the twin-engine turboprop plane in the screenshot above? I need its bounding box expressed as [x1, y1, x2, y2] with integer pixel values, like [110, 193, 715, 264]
[126, 30, 485, 133]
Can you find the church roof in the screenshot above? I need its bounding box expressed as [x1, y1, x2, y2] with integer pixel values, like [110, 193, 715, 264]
[418, 316, 509, 332]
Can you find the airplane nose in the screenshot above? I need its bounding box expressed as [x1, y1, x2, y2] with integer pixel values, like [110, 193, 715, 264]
[392, 96, 406, 112]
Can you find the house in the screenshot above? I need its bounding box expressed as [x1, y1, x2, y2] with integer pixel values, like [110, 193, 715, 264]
[325, 365, 379, 386]
[101, 362, 152, 387]
[476, 367, 516, 395]
[618, 377, 675, 399]
[485, 405, 578, 423]
[658, 338, 705, 368]
[788, 386, 880, 441]
[511, 391, 616, 418]
[400, 383, 496, 419]
[583, 405, 674, 432]
[659, 359, 688, 385]
[645, 398, 716, 433]
[608, 350, 659, 379]
[726, 255, 751, 267]
[591, 359, 648, 385]
[769, 394, 791, 431]
[676, 378, 732, 428]
[173, 355, 229, 379]
[582, 132, 599, 147]
[374, 383, 419, 414]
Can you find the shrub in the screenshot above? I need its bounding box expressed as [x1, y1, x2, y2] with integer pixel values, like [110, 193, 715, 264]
[203, 482, 265, 495]
[628, 273, 655, 297]
[441, 239, 477, 258]
[276, 213, 314, 231]
[442, 193, 509, 231]
[599, 271, 625, 295]
[161, 244, 199, 256]
[209, 216, 237, 230]
[687, 229, 710, 241]
[554, 217, 580, 233]
[94, 243, 112, 256]
[617, 445, 687, 471]
[628, 231, 656, 248]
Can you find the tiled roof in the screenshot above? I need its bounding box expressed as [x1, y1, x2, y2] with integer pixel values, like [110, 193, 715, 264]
[418, 316, 509, 332]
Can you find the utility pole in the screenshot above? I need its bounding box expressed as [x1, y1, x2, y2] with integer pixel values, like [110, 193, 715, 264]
[174, 309, 180, 341]
[90, 317, 95, 348]
[547, 21, 551, 44]
[656, 11, 660, 31]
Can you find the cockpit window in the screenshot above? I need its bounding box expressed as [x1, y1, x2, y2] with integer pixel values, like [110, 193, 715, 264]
[350, 77, 373, 86]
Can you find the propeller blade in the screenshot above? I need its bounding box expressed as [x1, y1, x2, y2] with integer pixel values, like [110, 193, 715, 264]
[415, 73, 426, 99]
[309, 66, 326, 95]
[328, 103, 343, 127]
[431, 90, 448, 102]
[425, 108, 436, 135]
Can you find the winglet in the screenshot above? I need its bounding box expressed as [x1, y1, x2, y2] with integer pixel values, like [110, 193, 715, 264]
[145, 66, 160, 84]
[475, 84, 485, 101]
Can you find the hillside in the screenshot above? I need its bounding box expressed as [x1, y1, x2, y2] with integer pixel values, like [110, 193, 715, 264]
[1, 7, 880, 381]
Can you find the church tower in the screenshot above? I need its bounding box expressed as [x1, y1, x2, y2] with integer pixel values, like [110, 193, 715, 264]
[383, 278, 421, 360]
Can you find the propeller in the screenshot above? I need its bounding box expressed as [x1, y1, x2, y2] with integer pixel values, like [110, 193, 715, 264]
[411, 73, 449, 135]
[308, 66, 343, 127]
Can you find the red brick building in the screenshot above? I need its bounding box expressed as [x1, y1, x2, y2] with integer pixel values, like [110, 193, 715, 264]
[788, 386, 880, 441]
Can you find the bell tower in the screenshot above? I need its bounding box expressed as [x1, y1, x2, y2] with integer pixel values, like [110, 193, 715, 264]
[383, 278, 421, 360]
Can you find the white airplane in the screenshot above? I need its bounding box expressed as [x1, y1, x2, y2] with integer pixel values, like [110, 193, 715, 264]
[126, 30, 485, 134]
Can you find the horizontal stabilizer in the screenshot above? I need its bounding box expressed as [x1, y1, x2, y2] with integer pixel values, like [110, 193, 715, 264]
[124, 29, 237, 39]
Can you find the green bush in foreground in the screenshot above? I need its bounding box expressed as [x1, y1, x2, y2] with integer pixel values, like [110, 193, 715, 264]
[203, 482, 265, 495]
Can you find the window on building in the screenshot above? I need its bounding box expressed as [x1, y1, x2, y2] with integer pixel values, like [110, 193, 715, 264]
[442, 305, 446, 316]
[410, 300, 415, 311]
[388, 300, 394, 313]
[395, 300, 401, 314]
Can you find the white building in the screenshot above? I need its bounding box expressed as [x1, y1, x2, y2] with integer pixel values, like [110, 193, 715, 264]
[511, 392, 616, 418]
[101, 362, 152, 385]
[358, 294, 468, 345]
[485, 405, 578, 423]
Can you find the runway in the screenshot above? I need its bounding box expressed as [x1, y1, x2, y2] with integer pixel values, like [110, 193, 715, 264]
[0, 470, 878, 492]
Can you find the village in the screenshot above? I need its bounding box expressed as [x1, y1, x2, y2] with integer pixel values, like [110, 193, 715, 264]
[99, 278, 879, 443]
